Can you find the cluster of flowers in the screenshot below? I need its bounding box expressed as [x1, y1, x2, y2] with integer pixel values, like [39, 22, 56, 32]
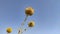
[6, 7, 35, 34]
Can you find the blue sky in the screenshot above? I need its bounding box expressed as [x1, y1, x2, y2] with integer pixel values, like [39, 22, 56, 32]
[0, 0, 60, 34]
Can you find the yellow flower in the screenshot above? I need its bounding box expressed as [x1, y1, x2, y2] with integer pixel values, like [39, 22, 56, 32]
[25, 7, 34, 16]
[28, 21, 35, 27]
[6, 27, 12, 33]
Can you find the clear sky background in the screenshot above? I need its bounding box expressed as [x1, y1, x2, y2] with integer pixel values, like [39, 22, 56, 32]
[0, 0, 60, 34]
